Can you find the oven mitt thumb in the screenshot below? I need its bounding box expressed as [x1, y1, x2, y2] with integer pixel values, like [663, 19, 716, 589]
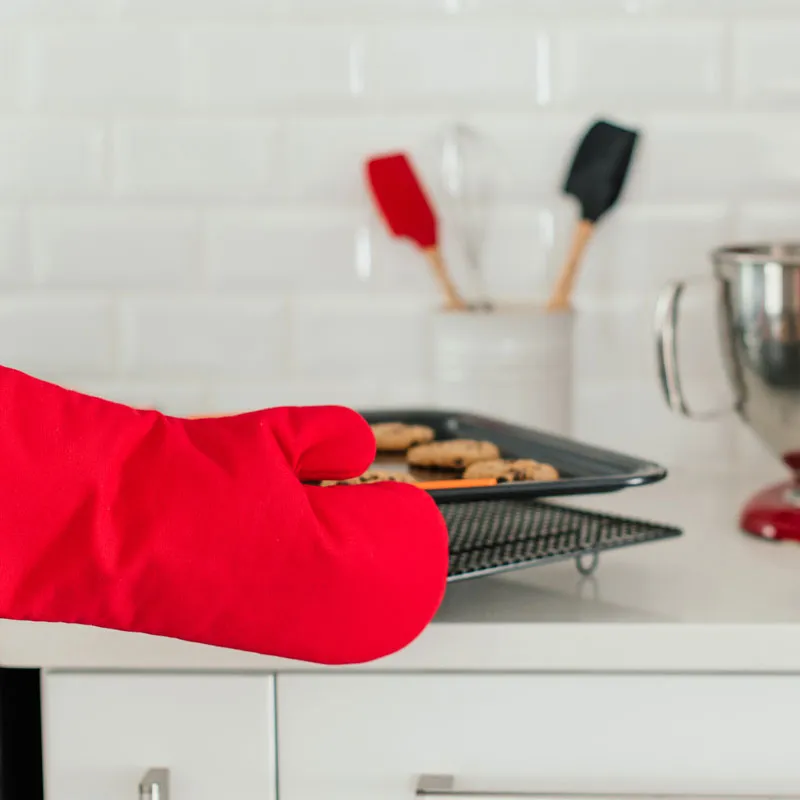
[0, 365, 449, 665]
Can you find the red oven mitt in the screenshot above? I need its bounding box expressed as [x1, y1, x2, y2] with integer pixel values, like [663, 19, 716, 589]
[0, 364, 449, 664]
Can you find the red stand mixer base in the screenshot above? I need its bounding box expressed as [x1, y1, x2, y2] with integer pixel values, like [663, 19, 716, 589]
[740, 480, 800, 542]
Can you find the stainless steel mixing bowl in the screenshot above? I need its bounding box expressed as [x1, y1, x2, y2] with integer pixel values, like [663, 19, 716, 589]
[655, 243, 800, 464]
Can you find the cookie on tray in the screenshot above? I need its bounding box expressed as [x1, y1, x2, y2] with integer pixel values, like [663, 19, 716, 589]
[406, 439, 500, 470]
[463, 458, 559, 483]
[321, 470, 417, 487]
[370, 422, 436, 452]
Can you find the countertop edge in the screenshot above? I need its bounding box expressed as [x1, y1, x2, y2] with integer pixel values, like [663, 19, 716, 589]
[6, 621, 800, 674]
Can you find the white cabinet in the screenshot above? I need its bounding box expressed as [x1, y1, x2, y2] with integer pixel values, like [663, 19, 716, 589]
[277, 673, 800, 800]
[43, 673, 275, 800]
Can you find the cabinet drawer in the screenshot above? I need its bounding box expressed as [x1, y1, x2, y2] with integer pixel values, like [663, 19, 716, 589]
[43, 673, 275, 800]
[277, 674, 800, 800]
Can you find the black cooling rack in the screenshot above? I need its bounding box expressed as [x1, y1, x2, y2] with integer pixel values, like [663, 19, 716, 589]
[442, 498, 682, 581]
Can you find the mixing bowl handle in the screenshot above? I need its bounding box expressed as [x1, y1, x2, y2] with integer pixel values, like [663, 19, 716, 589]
[654, 279, 735, 420]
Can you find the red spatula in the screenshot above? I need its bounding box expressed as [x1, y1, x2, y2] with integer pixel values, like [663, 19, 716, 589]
[365, 152, 467, 310]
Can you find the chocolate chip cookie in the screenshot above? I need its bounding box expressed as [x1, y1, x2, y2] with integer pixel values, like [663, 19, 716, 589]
[371, 422, 436, 452]
[406, 439, 500, 470]
[463, 458, 559, 483]
[321, 470, 417, 487]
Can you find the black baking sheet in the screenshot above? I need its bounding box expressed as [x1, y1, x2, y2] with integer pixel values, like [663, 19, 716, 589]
[359, 408, 667, 504]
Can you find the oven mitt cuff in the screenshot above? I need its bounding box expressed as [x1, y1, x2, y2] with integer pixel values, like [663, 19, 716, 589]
[0, 365, 449, 664]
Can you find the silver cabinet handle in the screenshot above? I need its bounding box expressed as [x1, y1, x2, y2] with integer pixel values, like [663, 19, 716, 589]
[139, 768, 170, 800]
[417, 775, 800, 799]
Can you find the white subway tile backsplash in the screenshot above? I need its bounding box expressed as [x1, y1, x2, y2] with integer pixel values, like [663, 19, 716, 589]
[365, 25, 544, 106]
[290, 296, 431, 381]
[76, 380, 211, 416]
[734, 21, 800, 107]
[573, 284, 729, 388]
[185, 27, 362, 109]
[623, 114, 759, 201]
[478, 206, 559, 301]
[461, 114, 587, 203]
[372, 381, 432, 406]
[0, 296, 114, 378]
[556, 21, 725, 106]
[0, 210, 27, 286]
[573, 379, 738, 470]
[0, 0, 111, 19]
[575, 287, 730, 386]
[275, 0, 457, 15]
[456, 0, 735, 14]
[119, 0, 274, 17]
[735, 0, 800, 9]
[206, 208, 435, 294]
[207, 208, 366, 291]
[751, 114, 800, 187]
[0, 122, 106, 199]
[574, 302, 646, 384]
[209, 378, 385, 413]
[0, 0, 793, 474]
[113, 121, 283, 200]
[0, 35, 24, 110]
[736, 202, 800, 240]
[28, 29, 183, 112]
[31, 208, 200, 289]
[209, 378, 430, 413]
[121, 297, 288, 378]
[575, 203, 730, 300]
[434, 378, 570, 432]
[275, 0, 739, 16]
[284, 115, 440, 204]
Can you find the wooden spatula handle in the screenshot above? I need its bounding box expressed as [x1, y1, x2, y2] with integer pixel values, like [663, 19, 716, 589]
[546, 219, 595, 312]
[423, 247, 468, 310]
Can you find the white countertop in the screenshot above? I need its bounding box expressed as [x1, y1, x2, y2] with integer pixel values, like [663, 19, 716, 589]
[6, 466, 800, 674]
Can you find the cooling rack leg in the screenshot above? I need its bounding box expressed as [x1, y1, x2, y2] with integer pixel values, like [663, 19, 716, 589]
[575, 551, 600, 576]
[576, 518, 603, 576]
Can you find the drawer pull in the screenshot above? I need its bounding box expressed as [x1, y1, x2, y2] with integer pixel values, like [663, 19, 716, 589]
[139, 767, 170, 800]
[417, 774, 800, 799]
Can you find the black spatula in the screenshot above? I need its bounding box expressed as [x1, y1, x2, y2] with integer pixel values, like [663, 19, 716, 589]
[546, 119, 640, 311]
